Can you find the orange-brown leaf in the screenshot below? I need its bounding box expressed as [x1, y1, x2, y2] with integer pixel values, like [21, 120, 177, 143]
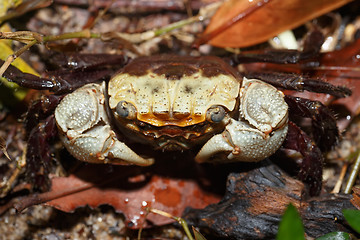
[200, 0, 353, 48]
[43, 164, 221, 228]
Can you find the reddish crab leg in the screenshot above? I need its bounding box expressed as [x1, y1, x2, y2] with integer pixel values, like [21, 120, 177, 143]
[245, 72, 351, 98]
[1, 54, 129, 94]
[285, 95, 340, 152]
[283, 121, 323, 196]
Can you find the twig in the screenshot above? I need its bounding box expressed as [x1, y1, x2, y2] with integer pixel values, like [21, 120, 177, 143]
[0, 30, 101, 77]
[102, 2, 222, 44]
[0, 136, 11, 161]
[344, 151, 360, 194]
[0, 39, 37, 77]
[332, 161, 348, 193]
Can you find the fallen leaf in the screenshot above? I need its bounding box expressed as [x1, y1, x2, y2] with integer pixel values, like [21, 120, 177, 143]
[13, 157, 223, 229]
[197, 0, 353, 47]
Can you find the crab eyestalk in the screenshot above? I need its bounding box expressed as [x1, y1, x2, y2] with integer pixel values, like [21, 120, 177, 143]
[206, 105, 227, 123]
[115, 101, 137, 119]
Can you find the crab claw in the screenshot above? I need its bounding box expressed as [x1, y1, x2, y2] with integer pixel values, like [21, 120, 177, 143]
[55, 82, 154, 166]
[196, 77, 288, 163]
[58, 125, 154, 166]
[195, 118, 288, 163]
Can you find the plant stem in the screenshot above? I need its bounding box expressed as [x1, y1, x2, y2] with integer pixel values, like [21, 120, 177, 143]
[42, 30, 101, 42]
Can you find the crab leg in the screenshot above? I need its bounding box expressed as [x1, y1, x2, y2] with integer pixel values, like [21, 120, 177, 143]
[231, 30, 324, 65]
[245, 71, 351, 98]
[285, 95, 340, 151]
[283, 121, 323, 196]
[1, 54, 128, 94]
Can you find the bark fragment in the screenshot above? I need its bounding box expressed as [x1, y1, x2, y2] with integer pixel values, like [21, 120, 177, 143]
[183, 163, 357, 239]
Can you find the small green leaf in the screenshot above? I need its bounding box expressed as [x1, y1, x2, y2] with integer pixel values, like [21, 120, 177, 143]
[343, 209, 360, 234]
[316, 231, 356, 240]
[192, 226, 207, 240]
[276, 203, 305, 240]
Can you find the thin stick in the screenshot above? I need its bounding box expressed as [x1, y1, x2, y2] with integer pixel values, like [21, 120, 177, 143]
[344, 151, 360, 194]
[42, 30, 100, 42]
[0, 39, 37, 77]
[0, 136, 11, 161]
[0, 30, 101, 77]
[331, 162, 348, 193]
[102, 2, 222, 44]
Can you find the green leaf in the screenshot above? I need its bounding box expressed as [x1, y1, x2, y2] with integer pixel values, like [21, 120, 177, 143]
[342, 209, 360, 234]
[316, 231, 355, 240]
[276, 203, 305, 240]
[192, 226, 207, 240]
[0, 0, 22, 17]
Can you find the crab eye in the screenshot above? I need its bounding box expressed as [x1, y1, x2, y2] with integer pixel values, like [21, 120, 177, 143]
[116, 101, 137, 119]
[206, 105, 226, 123]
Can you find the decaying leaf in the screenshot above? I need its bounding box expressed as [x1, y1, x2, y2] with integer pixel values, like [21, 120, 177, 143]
[11, 161, 222, 229]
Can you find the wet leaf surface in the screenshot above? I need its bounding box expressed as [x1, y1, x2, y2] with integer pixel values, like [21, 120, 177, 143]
[13, 155, 224, 229]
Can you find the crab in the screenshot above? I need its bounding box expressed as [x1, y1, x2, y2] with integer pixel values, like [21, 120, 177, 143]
[2, 48, 351, 195]
[54, 55, 288, 166]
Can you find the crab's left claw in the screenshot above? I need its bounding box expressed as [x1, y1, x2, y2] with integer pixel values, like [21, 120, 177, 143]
[196, 78, 288, 163]
[55, 82, 154, 166]
[195, 118, 288, 163]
